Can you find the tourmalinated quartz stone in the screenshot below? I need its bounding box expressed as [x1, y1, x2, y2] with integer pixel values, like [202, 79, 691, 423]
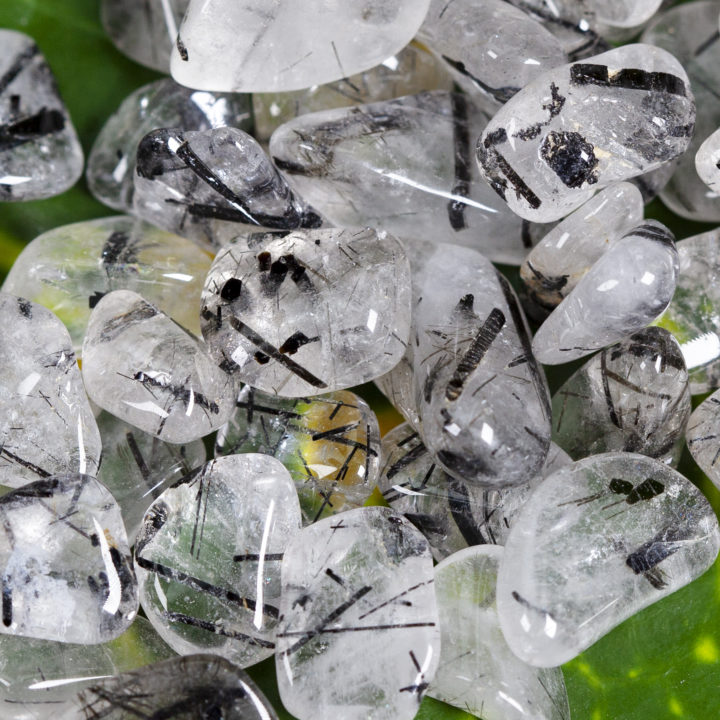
[379, 422, 571, 561]
[552, 328, 691, 464]
[252, 43, 453, 142]
[0, 30, 83, 201]
[0, 293, 101, 487]
[216, 387, 379, 525]
[276, 506, 439, 720]
[496, 452, 720, 667]
[418, 0, 566, 112]
[82, 290, 236, 443]
[96, 411, 207, 541]
[532, 221, 679, 365]
[199, 228, 412, 396]
[696, 127, 720, 195]
[270, 91, 542, 266]
[686, 389, 720, 490]
[87, 78, 253, 212]
[0, 474, 139, 644]
[414, 244, 551, 486]
[476, 44, 695, 222]
[520, 182, 644, 319]
[75, 655, 279, 719]
[375, 350, 421, 430]
[170, 0, 432, 93]
[135, 455, 301, 668]
[101, 0, 190, 72]
[0, 617, 174, 718]
[1, 216, 212, 353]
[430, 545, 571, 720]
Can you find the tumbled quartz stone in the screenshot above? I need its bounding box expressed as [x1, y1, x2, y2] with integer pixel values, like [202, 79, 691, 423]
[87, 78, 252, 213]
[0, 30, 83, 201]
[96, 411, 207, 542]
[379, 422, 571, 561]
[136, 455, 300, 667]
[520, 182, 644, 319]
[414, 244, 551, 486]
[252, 43, 453, 143]
[82, 290, 236, 443]
[101, 0, 190, 72]
[171, 0, 432, 93]
[430, 545, 570, 720]
[594, 0, 663, 28]
[375, 349, 421, 430]
[552, 328, 690, 464]
[200, 228, 412, 396]
[0, 474, 139, 644]
[216, 387, 379, 525]
[496, 452, 720, 667]
[1, 216, 212, 353]
[0, 293, 101, 487]
[686, 388, 720, 490]
[696, 127, 720, 195]
[134, 127, 321, 252]
[532, 221, 678, 365]
[276, 506, 439, 720]
[270, 90, 539, 266]
[476, 44, 695, 222]
[76, 655, 278, 719]
[0, 617, 173, 718]
[418, 0, 566, 112]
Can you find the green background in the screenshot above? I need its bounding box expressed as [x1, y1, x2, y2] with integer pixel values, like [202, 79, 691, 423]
[1, 1, 720, 718]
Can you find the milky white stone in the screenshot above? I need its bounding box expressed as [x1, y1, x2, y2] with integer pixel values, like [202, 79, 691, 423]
[685, 388, 720, 490]
[430, 545, 570, 720]
[276, 506, 439, 720]
[497, 453, 720, 667]
[82, 290, 236, 443]
[199, 228, 411, 397]
[696, 127, 720, 194]
[532, 221, 678, 364]
[0, 474, 139, 644]
[0, 293, 100, 487]
[170, 0, 432, 93]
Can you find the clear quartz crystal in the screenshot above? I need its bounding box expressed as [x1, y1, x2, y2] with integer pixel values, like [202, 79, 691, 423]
[695, 127, 720, 195]
[686, 387, 720, 490]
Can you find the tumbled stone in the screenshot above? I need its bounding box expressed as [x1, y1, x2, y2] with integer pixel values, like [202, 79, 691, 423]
[199, 228, 411, 396]
[276, 506, 439, 720]
[97, 411, 207, 541]
[270, 91, 543, 265]
[430, 545, 571, 720]
[136, 455, 300, 667]
[76, 655, 278, 719]
[497, 453, 720, 667]
[375, 350, 421, 430]
[520, 182, 644, 319]
[87, 78, 252, 212]
[696, 127, 720, 195]
[477, 44, 695, 222]
[2, 216, 212, 353]
[631, 157, 679, 202]
[82, 290, 236, 443]
[101, 0, 190, 72]
[414, 244, 551, 486]
[686, 388, 720, 490]
[552, 328, 690, 464]
[0, 474, 138, 644]
[216, 387, 379, 525]
[532, 221, 678, 364]
[171, 0, 432, 93]
[595, 0, 663, 28]
[0, 293, 100, 487]
[0, 30, 83, 201]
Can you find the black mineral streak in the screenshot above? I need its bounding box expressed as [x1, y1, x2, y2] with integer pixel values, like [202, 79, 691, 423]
[570, 64, 688, 97]
[447, 93, 472, 230]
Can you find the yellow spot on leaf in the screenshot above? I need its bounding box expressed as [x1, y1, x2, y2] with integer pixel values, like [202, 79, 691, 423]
[573, 660, 603, 690]
[627, 668, 642, 679]
[694, 636, 719, 663]
[669, 697, 683, 716]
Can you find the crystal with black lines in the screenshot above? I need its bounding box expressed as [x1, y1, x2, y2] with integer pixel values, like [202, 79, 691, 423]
[216, 387, 379, 525]
[551, 328, 690, 464]
[82, 290, 236, 443]
[0, 292, 101, 488]
[0, 473, 139, 644]
[200, 227, 411, 396]
[136, 455, 300, 668]
[133, 126, 322, 252]
[532, 220, 678, 364]
[476, 44, 695, 222]
[0, 30, 83, 201]
[685, 387, 720, 490]
[496, 452, 720, 667]
[276, 506, 439, 720]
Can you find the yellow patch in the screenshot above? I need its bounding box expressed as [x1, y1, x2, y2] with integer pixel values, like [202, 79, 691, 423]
[668, 697, 683, 716]
[627, 668, 641, 679]
[694, 636, 719, 663]
[574, 660, 603, 689]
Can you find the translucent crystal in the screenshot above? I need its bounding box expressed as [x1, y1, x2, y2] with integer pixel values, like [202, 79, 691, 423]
[686, 388, 720, 490]
[696, 127, 720, 195]
[595, 0, 663, 28]
[496, 453, 720, 667]
[136, 455, 301, 667]
[375, 350, 421, 430]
